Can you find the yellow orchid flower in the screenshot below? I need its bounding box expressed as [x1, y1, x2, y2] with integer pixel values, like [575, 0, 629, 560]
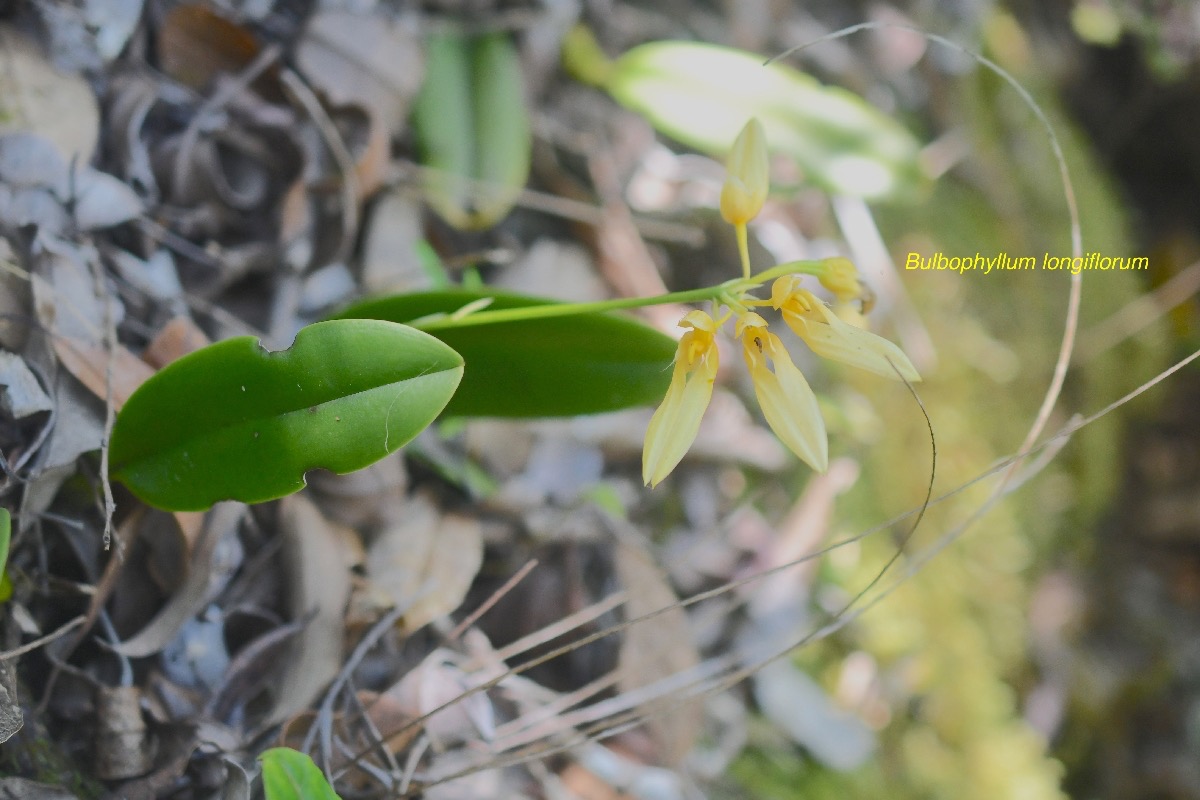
[770, 275, 921, 382]
[642, 310, 721, 487]
[737, 312, 828, 473]
[719, 118, 769, 227]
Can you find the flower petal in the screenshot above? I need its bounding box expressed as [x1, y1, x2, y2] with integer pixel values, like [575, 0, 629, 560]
[642, 358, 716, 486]
[785, 304, 921, 382]
[747, 341, 828, 472]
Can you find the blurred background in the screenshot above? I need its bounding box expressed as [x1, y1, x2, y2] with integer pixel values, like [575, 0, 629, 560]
[2, 0, 1199, 797]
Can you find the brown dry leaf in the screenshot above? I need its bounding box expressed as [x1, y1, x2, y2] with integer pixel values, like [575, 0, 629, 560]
[615, 539, 701, 766]
[338, 103, 389, 201]
[49, 335, 154, 410]
[558, 762, 635, 800]
[266, 493, 353, 725]
[29, 239, 154, 408]
[157, 6, 262, 92]
[365, 493, 483, 634]
[294, 12, 424, 135]
[377, 650, 495, 749]
[141, 316, 212, 369]
[0, 25, 98, 164]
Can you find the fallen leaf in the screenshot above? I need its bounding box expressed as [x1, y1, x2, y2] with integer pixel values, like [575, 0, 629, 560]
[84, 0, 145, 62]
[294, 11, 424, 135]
[615, 539, 701, 766]
[157, 5, 262, 93]
[0, 350, 53, 418]
[0, 132, 69, 192]
[108, 249, 184, 305]
[359, 189, 431, 293]
[71, 167, 144, 229]
[49, 335, 155, 410]
[378, 650, 495, 748]
[266, 493, 352, 725]
[140, 316, 212, 369]
[365, 493, 483, 633]
[0, 26, 98, 163]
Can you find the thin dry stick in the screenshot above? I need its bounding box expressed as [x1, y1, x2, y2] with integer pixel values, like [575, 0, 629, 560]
[1078, 257, 1200, 361]
[447, 558, 539, 642]
[0, 615, 86, 662]
[303, 603, 408, 775]
[280, 68, 359, 267]
[87, 255, 118, 553]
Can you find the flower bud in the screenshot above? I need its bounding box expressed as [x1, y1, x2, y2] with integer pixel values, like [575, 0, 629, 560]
[818, 257, 863, 303]
[719, 118, 769, 226]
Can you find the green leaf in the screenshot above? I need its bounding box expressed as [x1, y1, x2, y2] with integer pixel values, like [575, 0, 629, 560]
[260, 748, 342, 800]
[413, 31, 531, 229]
[333, 290, 675, 417]
[109, 320, 463, 511]
[605, 40, 924, 200]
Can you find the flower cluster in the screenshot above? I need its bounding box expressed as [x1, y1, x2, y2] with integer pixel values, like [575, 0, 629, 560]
[642, 119, 920, 487]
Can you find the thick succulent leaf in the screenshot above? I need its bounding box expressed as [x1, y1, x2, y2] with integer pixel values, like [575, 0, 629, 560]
[260, 748, 341, 800]
[110, 320, 463, 511]
[607, 40, 924, 200]
[333, 290, 674, 417]
[413, 31, 530, 229]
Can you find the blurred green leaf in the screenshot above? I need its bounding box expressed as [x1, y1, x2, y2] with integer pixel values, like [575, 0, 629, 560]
[413, 31, 531, 229]
[605, 40, 924, 200]
[260, 748, 341, 800]
[334, 290, 675, 417]
[109, 320, 463, 511]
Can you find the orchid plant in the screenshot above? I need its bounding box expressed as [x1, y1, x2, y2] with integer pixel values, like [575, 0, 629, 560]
[109, 118, 920, 512]
[641, 118, 920, 486]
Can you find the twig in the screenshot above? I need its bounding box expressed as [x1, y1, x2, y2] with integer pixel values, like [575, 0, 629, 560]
[1078, 257, 1200, 361]
[446, 558, 538, 642]
[280, 68, 359, 267]
[0, 615, 86, 661]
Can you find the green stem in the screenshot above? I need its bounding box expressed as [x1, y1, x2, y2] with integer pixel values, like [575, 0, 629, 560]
[753, 259, 830, 285]
[414, 285, 728, 331]
[412, 258, 832, 332]
[735, 223, 751, 280]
